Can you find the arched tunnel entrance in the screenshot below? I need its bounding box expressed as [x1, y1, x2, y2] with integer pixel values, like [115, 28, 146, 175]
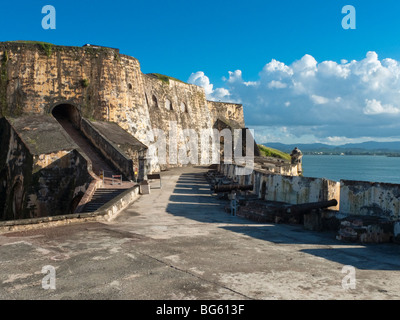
[51, 103, 115, 177]
[49, 103, 135, 214]
[52, 103, 81, 129]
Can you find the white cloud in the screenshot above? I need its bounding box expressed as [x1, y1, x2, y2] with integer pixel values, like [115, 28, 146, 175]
[213, 87, 231, 100]
[327, 136, 349, 143]
[189, 51, 400, 142]
[188, 71, 213, 95]
[318, 60, 350, 79]
[188, 71, 231, 101]
[310, 94, 329, 105]
[363, 99, 400, 115]
[292, 54, 317, 77]
[263, 59, 293, 77]
[268, 80, 287, 89]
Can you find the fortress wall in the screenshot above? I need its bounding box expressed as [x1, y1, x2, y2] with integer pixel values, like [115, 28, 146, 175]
[142, 74, 214, 169]
[0, 43, 145, 120]
[0, 42, 246, 172]
[27, 150, 93, 218]
[219, 163, 340, 210]
[0, 118, 33, 220]
[81, 118, 135, 180]
[100, 54, 152, 143]
[340, 180, 400, 220]
[207, 101, 245, 129]
[0, 116, 93, 220]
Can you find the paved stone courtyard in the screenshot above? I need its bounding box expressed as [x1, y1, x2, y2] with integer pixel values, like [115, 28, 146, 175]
[1, 166, 400, 300]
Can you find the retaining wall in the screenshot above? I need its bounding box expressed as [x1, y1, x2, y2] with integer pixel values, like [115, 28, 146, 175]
[339, 180, 400, 220]
[219, 163, 340, 210]
[0, 185, 140, 233]
[81, 118, 134, 180]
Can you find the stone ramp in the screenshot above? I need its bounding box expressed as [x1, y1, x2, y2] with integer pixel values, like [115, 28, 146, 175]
[54, 116, 136, 212]
[55, 117, 115, 177]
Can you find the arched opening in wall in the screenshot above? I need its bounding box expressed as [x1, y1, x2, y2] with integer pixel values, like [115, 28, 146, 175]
[165, 99, 173, 111]
[180, 102, 188, 113]
[152, 95, 158, 108]
[11, 180, 24, 220]
[52, 104, 81, 129]
[105, 105, 110, 121]
[261, 181, 267, 200]
[128, 83, 133, 90]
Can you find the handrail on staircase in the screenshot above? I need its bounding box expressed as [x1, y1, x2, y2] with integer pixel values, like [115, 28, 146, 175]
[99, 169, 122, 186]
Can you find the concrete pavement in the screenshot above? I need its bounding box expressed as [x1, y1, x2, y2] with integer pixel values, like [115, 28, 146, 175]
[1, 166, 400, 300]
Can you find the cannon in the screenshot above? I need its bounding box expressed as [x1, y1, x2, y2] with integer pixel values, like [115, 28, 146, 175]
[212, 184, 253, 193]
[286, 199, 338, 215]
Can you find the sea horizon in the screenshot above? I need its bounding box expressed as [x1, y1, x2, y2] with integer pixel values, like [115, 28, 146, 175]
[301, 154, 400, 185]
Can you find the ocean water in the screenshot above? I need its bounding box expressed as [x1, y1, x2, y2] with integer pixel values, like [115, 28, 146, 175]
[302, 155, 400, 184]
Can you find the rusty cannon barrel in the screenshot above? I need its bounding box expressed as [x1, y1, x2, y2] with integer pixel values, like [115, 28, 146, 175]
[212, 184, 253, 193]
[286, 199, 338, 215]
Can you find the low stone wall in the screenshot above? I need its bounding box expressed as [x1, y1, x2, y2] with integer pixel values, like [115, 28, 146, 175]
[95, 185, 140, 221]
[339, 180, 400, 220]
[81, 118, 134, 180]
[338, 180, 400, 243]
[219, 163, 400, 243]
[0, 185, 140, 233]
[219, 163, 340, 210]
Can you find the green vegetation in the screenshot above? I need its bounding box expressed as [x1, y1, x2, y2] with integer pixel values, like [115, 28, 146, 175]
[258, 144, 291, 161]
[114, 51, 121, 62]
[39, 43, 53, 58]
[83, 46, 116, 58]
[6, 41, 54, 58]
[81, 78, 90, 88]
[7, 40, 54, 45]
[149, 73, 186, 85]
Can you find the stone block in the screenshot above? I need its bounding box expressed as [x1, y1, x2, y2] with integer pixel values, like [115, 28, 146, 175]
[140, 180, 150, 195]
[336, 215, 394, 243]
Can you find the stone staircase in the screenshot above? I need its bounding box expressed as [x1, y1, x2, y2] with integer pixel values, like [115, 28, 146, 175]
[81, 188, 128, 213]
[53, 115, 136, 213]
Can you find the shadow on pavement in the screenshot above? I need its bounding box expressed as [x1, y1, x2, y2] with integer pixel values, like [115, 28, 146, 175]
[166, 172, 400, 271]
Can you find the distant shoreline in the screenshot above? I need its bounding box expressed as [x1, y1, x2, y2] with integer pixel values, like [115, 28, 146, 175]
[301, 154, 400, 184]
[263, 142, 400, 159]
[303, 152, 400, 157]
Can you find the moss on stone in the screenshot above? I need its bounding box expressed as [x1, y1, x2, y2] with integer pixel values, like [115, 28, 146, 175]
[148, 73, 186, 85]
[81, 78, 90, 88]
[40, 42, 53, 58]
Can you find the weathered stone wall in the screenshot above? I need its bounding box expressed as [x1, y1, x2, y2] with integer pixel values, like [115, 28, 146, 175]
[0, 42, 245, 172]
[28, 149, 93, 218]
[81, 119, 136, 180]
[0, 117, 93, 220]
[207, 101, 245, 129]
[340, 180, 400, 220]
[219, 163, 340, 210]
[141, 74, 214, 170]
[220, 163, 400, 243]
[0, 118, 33, 220]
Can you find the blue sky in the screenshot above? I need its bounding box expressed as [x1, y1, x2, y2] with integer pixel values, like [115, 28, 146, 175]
[2, 0, 400, 144]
